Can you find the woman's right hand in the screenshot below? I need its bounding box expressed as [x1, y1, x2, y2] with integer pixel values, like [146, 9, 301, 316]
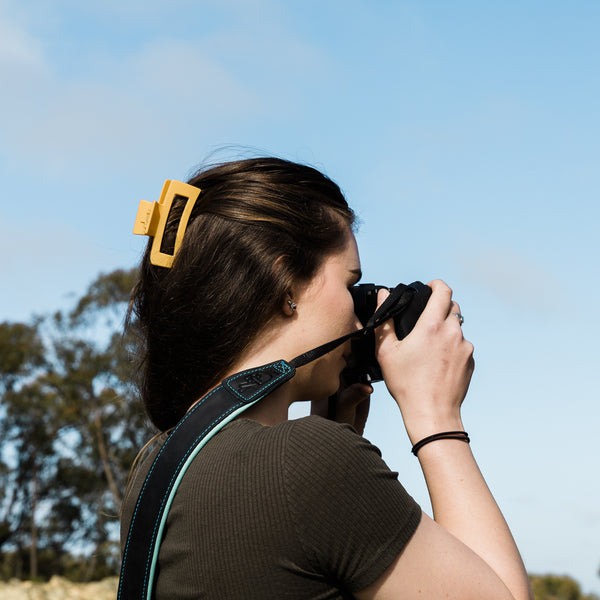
[374, 279, 475, 444]
[368, 281, 533, 600]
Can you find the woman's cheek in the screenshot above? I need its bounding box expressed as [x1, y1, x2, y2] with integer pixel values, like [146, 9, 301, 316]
[348, 301, 361, 331]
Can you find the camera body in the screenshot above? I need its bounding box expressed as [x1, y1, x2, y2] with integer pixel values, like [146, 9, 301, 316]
[342, 281, 431, 384]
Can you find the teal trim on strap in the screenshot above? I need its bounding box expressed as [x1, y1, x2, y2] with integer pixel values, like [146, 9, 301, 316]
[119, 360, 296, 600]
[145, 399, 260, 600]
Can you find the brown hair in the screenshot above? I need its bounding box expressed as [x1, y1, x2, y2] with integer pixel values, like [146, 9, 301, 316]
[129, 157, 355, 431]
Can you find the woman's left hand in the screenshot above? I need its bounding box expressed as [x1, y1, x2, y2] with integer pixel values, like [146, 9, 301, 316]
[311, 382, 373, 435]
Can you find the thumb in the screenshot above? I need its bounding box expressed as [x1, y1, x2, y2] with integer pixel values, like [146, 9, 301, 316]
[374, 288, 399, 355]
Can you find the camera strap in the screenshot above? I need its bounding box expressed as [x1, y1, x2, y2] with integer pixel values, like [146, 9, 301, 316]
[289, 283, 414, 368]
[118, 283, 419, 600]
[118, 361, 297, 600]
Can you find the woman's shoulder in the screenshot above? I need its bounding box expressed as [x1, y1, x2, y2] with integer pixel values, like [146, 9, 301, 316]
[285, 415, 382, 451]
[280, 414, 355, 435]
[271, 416, 388, 481]
[270, 416, 420, 591]
[227, 414, 364, 444]
[218, 415, 373, 459]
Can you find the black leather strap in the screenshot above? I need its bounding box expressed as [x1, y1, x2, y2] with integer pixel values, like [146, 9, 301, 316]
[289, 284, 415, 369]
[118, 360, 295, 600]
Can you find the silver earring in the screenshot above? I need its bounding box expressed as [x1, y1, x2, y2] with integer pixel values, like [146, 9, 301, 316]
[287, 299, 297, 312]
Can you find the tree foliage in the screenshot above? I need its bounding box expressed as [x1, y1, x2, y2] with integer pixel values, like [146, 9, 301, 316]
[0, 322, 45, 393]
[0, 268, 154, 581]
[530, 574, 600, 600]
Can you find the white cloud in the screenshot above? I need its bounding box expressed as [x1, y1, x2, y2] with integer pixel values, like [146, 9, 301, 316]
[0, 35, 260, 175]
[456, 241, 562, 314]
[0, 16, 44, 68]
[0, 1, 333, 177]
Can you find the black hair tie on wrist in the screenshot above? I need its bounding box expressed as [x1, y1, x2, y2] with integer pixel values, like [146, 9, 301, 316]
[411, 431, 470, 456]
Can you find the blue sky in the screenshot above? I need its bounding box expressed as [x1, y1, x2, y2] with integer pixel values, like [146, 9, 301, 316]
[1, 0, 599, 593]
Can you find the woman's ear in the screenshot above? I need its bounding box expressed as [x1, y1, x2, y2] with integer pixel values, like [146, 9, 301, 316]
[273, 256, 297, 317]
[283, 296, 297, 316]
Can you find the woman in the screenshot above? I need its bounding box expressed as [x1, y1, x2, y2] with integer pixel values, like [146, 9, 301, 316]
[121, 157, 533, 599]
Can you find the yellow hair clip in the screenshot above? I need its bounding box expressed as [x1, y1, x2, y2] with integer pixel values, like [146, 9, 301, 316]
[133, 180, 201, 268]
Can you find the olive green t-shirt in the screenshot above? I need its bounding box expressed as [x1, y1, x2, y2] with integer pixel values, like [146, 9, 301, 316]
[121, 415, 421, 599]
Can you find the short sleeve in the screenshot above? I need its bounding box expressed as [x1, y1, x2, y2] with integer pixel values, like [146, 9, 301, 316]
[283, 416, 422, 593]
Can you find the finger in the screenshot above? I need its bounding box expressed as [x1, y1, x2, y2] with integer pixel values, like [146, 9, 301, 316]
[310, 396, 329, 418]
[337, 383, 373, 409]
[375, 287, 390, 310]
[374, 288, 399, 352]
[420, 279, 454, 322]
[447, 300, 461, 317]
[446, 301, 465, 330]
[353, 396, 371, 436]
[336, 384, 372, 434]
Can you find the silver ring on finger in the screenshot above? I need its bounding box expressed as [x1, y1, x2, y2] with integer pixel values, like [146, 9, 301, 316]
[450, 312, 464, 326]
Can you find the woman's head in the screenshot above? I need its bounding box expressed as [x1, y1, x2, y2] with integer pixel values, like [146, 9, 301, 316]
[130, 157, 355, 431]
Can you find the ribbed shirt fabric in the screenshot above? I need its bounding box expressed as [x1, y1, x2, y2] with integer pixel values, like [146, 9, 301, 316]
[121, 415, 421, 599]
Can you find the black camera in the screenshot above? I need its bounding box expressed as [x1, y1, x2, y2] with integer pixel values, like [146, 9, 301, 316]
[342, 281, 431, 384]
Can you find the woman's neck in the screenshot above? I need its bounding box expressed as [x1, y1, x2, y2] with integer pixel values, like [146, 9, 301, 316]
[235, 384, 293, 426]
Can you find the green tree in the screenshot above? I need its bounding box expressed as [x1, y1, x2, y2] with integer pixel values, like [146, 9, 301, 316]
[0, 268, 153, 581]
[1, 379, 64, 578]
[0, 321, 48, 578]
[529, 574, 600, 600]
[0, 321, 45, 393]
